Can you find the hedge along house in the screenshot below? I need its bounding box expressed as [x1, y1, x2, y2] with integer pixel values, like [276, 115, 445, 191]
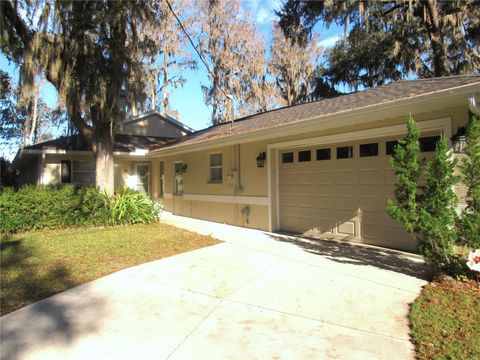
[13, 110, 194, 194]
[147, 75, 480, 252]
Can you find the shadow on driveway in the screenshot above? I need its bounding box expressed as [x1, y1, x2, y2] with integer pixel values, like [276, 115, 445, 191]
[268, 233, 432, 281]
[1, 236, 106, 360]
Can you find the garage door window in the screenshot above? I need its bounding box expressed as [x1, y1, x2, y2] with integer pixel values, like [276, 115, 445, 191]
[316, 148, 331, 160]
[386, 140, 398, 155]
[337, 146, 353, 159]
[420, 136, 440, 152]
[298, 150, 311, 162]
[282, 152, 294, 163]
[360, 143, 378, 157]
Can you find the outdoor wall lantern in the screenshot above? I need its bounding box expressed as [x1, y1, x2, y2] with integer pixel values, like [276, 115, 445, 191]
[451, 127, 467, 154]
[181, 164, 188, 173]
[256, 152, 266, 168]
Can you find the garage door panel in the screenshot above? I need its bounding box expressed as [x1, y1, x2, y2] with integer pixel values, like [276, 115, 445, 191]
[313, 195, 334, 209]
[335, 170, 355, 184]
[358, 169, 381, 185]
[315, 170, 334, 185]
[279, 138, 413, 251]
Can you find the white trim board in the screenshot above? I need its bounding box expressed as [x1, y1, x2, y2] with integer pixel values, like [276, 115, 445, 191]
[182, 194, 268, 206]
[268, 118, 452, 150]
[266, 117, 452, 232]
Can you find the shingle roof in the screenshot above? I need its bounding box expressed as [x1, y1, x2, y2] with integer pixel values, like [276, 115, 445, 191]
[26, 134, 176, 152]
[153, 75, 480, 151]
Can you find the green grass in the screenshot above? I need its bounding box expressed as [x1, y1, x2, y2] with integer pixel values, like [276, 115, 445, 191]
[1, 223, 220, 316]
[410, 280, 480, 359]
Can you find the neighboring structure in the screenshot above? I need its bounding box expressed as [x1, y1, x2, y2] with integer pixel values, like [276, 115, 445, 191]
[14, 111, 193, 194]
[14, 76, 480, 251]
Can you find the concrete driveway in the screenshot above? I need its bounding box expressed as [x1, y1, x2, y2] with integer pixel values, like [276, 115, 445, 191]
[0, 214, 429, 360]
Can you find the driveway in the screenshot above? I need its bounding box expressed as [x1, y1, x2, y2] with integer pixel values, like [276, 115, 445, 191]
[0, 214, 429, 360]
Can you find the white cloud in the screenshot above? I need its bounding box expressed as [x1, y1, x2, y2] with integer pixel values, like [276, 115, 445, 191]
[318, 35, 341, 49]
[244, 0, 282, 25]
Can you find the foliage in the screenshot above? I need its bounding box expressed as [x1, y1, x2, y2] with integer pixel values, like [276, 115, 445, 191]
[410, 279, 480, 360]
[417, 134, 459, 271]
[457, 114, 480, 248]
[0, 185, 160, 233]
[387, 116, 462, 274]
[269, 23, 321, 106]
[0, 156, 19, 189]
[108, 187, 162, 225]
[142, 0, 197, 115]
[1, 223, 220, 315]
[278, 0, 480, 89]
[1, 1, 163, 193]
[196, 0, 274, 124]
[387, 115, 421, 233]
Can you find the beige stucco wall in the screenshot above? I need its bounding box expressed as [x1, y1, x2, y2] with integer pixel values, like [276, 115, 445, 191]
[150, 105, 471, 232]
[118, 116, 186, 137]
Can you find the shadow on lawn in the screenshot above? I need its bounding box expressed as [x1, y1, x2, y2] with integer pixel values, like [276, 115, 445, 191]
[0, 235, 105, 360]
[269, 232, 432, 281]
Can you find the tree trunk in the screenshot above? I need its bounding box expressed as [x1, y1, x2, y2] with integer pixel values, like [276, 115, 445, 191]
[94, 136, 115, 196]
[162, 46, 169, 111]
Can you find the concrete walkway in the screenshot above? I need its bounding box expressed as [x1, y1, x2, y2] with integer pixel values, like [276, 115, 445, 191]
[1, 213, 429, 360]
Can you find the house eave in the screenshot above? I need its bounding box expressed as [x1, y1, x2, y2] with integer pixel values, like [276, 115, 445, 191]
[147, 81, 479, 157]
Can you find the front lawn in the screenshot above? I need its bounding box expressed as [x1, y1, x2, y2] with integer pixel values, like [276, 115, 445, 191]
[1, 223, 220, 316]
[410, 278, 480, 359]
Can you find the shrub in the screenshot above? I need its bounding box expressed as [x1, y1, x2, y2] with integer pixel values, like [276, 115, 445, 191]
[109, 188, 161, 225]
[457, 114, 480, 249]
[0, 185, 161, 233]
[387, 116, 460, 274]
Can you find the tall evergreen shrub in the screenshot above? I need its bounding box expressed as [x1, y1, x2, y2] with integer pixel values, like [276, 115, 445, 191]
[417, 134, 459, 270]
[387, 116, 460, 273]
[457, 114, 480, 248]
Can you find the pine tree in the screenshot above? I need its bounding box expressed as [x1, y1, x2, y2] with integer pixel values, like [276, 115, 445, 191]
[457, 114, 480, 248]
[418, 134, 459, 270]
[387, 114, 421, 233]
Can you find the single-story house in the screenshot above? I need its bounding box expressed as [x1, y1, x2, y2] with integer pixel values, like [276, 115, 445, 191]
[15, 75, 480, 251]
[14, 110, 194, 192]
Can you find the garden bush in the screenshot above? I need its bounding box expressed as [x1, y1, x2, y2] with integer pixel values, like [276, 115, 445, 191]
[108, 187, 162, 225]
[0, 185, 161, 233]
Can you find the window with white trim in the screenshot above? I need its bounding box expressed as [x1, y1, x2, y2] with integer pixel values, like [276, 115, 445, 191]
[174, 162, 184, 195]
[209, 153, 222, 183]
[72, 160, 95, 185]
[159, 161, 165, 197]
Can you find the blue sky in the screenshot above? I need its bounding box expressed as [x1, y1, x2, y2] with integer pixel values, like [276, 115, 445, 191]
[1, 0, 343, 137]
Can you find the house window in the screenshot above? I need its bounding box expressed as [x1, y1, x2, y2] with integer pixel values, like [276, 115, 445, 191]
[159, 161, 165, 197]
[209, 153, 223, 183]
[386, 140, 398, 155]
[420, 136, 440, 152]
[135, 163, 150, 194]
[72, 160, 95, 185]
[61, 160, 71, 184]
[282, 152, 294, 163]
[360, 143, 378, 157]
[337, 146, 353, 159]
[298, 150, 311, 162]
[316, 148, 331, 161]
[174, 162, 184, 195]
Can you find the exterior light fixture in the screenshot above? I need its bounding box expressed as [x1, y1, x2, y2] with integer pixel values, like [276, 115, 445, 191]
[256, 152, 266, 168]
[451, 127, 467, 154]
[181, 164, 188, 173]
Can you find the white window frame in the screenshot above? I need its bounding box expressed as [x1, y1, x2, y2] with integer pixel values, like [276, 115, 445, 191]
[134, 163, 151, 195]
[209, 153, 223, 183]
[174, 162, 184, 195]
[159, 161, 165, 198]
[72, 160, 96, 186]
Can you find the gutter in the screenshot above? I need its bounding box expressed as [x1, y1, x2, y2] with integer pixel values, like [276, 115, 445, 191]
[148, 81, 480, 157]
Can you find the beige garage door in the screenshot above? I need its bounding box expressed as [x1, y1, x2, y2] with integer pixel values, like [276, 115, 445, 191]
[278, 136, 439, 251]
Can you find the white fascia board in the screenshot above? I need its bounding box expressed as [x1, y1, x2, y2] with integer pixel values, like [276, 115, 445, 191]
[20, 149, 148, 157]
[148, 82, 478, 157]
